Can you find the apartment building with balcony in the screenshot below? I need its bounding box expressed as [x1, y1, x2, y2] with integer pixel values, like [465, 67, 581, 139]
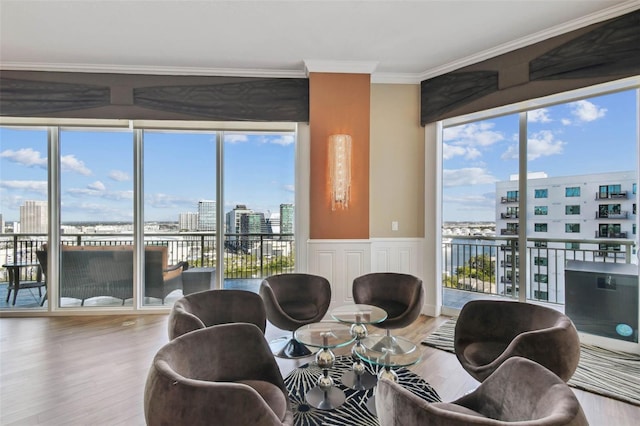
[495, 171, 637, 302]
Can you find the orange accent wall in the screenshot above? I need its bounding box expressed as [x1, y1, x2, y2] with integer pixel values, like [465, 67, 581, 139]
[309, 73, 370, 239]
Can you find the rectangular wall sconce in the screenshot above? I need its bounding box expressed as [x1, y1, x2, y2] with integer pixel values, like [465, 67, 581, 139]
[328, 134, 352, 210]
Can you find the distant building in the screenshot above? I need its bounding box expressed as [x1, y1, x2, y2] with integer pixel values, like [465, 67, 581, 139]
[179, 212, 199, 231]
[20, 200, 47, 233]
[280, 203, 294, 234]
[197, 200, 216, 231]
[495, 170, 637, 303]
[0, 213, 4, 234]
[267, 212, 280, 234]
[225, 205, 253, 235]
[240, 212, 267, 234]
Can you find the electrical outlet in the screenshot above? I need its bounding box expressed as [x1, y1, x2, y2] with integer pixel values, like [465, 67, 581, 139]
[392, 221, 399, 231]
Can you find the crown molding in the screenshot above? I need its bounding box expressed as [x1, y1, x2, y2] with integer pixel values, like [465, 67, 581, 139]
[304, 60, 378, 75]
[0, 62, 307, 79]
[418, 1, 640, 81]
[371, 72, 422, 85]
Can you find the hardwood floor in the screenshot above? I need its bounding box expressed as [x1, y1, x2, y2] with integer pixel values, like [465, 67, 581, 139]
[1, 314, 637, 425]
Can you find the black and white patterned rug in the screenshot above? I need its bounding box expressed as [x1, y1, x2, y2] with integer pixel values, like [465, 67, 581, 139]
[284, 355, 441, 426]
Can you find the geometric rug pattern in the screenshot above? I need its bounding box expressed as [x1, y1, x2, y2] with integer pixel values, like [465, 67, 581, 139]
[284, 355, 441, 426]
[422, 318, 640, 407]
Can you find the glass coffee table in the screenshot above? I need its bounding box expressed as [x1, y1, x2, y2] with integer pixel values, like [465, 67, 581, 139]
[358, 334, 422, 416]
[331, 304, 387, 390]
[294, 322, 355, 410]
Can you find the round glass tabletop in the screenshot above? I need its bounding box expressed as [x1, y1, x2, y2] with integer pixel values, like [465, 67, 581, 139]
[330, 304, 388, 325]
[294, 322, 355, 349]
[358, 334, 421, 368]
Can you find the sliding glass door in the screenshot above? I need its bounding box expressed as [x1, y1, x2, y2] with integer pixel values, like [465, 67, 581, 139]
[142, 130, 217, 305]
[59, 128, 134, 308]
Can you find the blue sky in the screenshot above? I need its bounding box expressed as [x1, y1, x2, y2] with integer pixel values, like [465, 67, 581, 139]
[442, 89, 638, 222]
[0, 129, 295, 223]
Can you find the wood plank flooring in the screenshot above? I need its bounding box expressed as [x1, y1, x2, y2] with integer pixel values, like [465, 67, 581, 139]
[1, 314, 637, 425]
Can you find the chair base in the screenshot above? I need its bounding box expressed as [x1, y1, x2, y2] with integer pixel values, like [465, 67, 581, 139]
[269, 336, 318, 359]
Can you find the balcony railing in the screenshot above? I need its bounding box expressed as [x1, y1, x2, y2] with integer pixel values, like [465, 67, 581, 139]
[500, 228, 519, 235]
[595, 211, 629, 219]
[500, 212, 519, 219]
[595, 191, 628, 200]
[442, 235, 636, 305]
[500, 197, 519, 203]
[0, 232, 295, 290]
[595, 231, 628, 238]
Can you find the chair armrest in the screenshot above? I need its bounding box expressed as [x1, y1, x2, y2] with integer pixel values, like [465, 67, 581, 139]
[164, 261, 189, 273]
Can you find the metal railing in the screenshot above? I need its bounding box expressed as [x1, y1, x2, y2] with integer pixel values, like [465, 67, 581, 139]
[0, 232, 295, 284]
[442, 235, 636, 305]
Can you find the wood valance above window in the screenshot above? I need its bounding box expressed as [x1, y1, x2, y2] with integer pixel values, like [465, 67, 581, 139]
[0, 71, 309, 122]
[421, 9, 640, 125]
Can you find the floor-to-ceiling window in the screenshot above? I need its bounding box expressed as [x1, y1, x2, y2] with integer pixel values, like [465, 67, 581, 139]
[59, 128, 134, 308]
[0, 127, 49, 310]
[441, 114, 519, 307]
[440, 81, 639, 344]
[142, 130, 217, 306]
[0, 121, 298, 312]
[223, 131, 296, 293]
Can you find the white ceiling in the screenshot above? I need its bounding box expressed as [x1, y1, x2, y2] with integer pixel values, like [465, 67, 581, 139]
[1, 0, 638, 83]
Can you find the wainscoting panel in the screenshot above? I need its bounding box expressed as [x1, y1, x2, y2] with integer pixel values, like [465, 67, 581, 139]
[307, 238, 425, 308]
[370, 238, 424, 278]
[307, 240, 370, 306]
[316, 250, 337, 303]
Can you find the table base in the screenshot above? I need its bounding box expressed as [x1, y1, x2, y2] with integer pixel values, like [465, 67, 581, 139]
[340, 370, 377, 390]
[270, 336, 318, 359]
[305, 386, 347, 410]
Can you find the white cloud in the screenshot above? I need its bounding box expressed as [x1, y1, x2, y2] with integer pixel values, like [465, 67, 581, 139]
[146, 192, 193, 208]
[225, 134, 249, 144]
[528, 108, 551, 123]
[0, 148, 47, 168]
[61, 155, 91, 176]
[501, 131, 565, 161]
[283, 184, 295, 193]
[501, 145, 518, 160]
[442, 122, 505, 160]
[267, 134, 295, 146]
[442, 143, 466, 160]
[87, 181, 106, 191]
[109, 170, 129, 181]
[527, 130, 565, 160]
[444, 122, 504, 147]
[66, 187, 132, 200]
[570, 100, 606, 122]
[561, 118, 572, 126]
[0, 180, 47, 194]
[443, 168, 498, 187]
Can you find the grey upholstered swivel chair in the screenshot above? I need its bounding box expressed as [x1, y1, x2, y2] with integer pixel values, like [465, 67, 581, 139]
[454, 299, 581, 382]
[352, 272, 424, 353]
[375, 356, 588, 426]
[144, 323, 293, 426]
[260, 273, 332, 358]
[168, 289, 267, 340]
